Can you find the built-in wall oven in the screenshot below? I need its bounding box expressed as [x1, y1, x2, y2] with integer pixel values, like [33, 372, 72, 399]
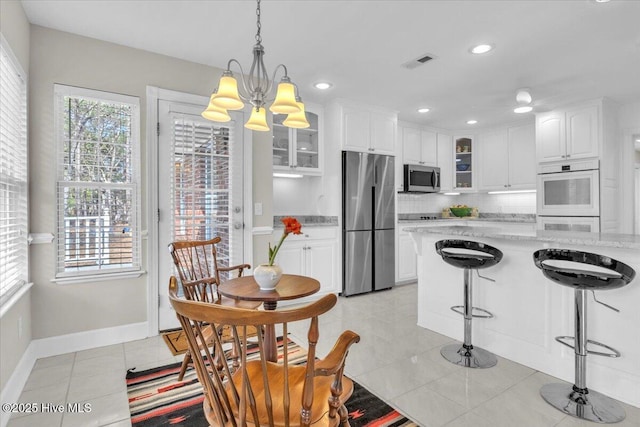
[537, 159, 600, 232]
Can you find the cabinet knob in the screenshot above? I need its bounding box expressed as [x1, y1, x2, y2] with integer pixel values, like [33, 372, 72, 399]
[566, 154, 571, 158]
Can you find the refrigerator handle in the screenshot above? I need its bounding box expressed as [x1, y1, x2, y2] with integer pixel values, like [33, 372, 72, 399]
[374, 164, 378, 185]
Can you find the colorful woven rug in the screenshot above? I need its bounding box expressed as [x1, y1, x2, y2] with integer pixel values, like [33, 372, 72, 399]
[126, 337, 417, 426]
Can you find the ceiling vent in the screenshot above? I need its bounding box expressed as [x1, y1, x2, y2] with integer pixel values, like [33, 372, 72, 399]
[401, 53, 436, 70]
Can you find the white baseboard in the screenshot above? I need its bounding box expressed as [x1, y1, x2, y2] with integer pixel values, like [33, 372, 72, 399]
[0, 322, 149, 427]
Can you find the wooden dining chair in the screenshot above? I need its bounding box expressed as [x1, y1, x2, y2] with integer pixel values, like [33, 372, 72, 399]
[169, 237, 261, 381]
[168, 276, 360, 427]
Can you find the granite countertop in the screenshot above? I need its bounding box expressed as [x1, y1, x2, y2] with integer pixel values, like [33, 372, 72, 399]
[273, 215, 338, 228]
[404, 224, 640, 249]
[398, 213, 536, 223]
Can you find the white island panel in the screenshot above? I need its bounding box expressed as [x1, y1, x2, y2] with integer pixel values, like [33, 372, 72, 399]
[407, 225, 640, 408]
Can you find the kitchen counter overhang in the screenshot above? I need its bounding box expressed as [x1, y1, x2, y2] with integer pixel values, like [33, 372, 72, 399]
[407, 225, 640, 408]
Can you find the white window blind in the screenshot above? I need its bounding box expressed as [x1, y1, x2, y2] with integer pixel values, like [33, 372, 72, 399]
[170, 115, 233, 278]
[0, 36, 28, 306]
[55, 85, 141, 278]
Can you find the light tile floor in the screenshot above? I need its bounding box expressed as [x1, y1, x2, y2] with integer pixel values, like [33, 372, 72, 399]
[8, 283, 640, 427]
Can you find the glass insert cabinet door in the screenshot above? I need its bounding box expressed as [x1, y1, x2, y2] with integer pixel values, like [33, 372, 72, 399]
[454, 137, 473, 189]
[272, 111, 320, 171]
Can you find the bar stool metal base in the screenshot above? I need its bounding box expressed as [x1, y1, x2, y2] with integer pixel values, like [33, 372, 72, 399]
[540, 383, 625, 424]
[440, 343, 497, 369]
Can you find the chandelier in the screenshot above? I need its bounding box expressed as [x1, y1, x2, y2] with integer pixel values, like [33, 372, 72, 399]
[201, 0, 309, 131]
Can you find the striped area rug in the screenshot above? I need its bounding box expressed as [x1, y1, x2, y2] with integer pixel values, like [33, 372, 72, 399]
[126, 337, 418, 426]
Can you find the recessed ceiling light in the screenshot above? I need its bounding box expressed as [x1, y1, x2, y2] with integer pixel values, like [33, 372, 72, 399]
[594, 0, 610, 3]
[470, 44, 493, 54]
[417, 108, 430, 113]
[514, 106, 533, 114]
[313, 82, 332, 90]
[467, 120, 478, 125]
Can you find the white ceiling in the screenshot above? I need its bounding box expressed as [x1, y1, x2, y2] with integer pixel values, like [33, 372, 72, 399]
[20, 0, 640, 130]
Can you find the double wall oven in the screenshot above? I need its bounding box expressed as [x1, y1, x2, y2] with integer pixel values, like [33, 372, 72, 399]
[537, 159, 600, 232]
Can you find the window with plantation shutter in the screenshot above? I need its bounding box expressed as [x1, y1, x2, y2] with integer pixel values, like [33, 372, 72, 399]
[0, 36, 28, 306]
[54, 85, 141, 279]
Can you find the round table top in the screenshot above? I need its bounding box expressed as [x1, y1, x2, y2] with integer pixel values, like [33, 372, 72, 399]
[218, 274, 320, 303]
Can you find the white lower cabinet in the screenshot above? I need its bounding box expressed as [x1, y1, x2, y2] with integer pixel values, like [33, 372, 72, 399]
[397, 230, 418, 282]
[396, 222, 424, 283]
[273, 227, 339, 295]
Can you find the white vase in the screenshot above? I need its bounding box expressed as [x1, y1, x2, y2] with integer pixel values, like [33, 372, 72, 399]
[253, 264, 283, 290]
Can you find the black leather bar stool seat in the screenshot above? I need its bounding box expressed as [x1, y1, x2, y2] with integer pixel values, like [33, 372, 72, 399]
[533, 248, 635, 424]
[437, 240, 503, 270]
[435, 240, 503, 368]
[534, 249, 633, 291]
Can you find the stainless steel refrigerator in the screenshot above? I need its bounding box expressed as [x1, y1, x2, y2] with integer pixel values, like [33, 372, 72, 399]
[342, 151, 395, 296]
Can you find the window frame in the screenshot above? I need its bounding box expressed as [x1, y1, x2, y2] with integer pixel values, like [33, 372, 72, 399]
[53, 84, 142, 282]
[0, 34, 29, 309]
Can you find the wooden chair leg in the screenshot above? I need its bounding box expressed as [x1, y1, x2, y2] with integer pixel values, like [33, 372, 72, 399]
[338, 404, 350, 427]
[177, 351, 191, 381]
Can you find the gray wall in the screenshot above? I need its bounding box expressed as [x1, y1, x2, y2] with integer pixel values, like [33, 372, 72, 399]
[0, 0, 31, 394]
[28, 25, 272, 339]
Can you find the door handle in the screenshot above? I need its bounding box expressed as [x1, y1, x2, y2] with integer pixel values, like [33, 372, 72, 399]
[234, 207, 241, 213]
[233, 222, 243, 230]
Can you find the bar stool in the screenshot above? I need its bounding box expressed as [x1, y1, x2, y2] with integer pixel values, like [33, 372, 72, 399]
[533, 249, 635, 424]
[435, 240, 503, 368]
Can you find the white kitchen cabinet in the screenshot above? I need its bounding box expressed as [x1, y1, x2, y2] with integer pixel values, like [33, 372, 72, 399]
[272, 227, 339, 295]
[478, 123, 535, 191]
[337, 102, 397, 156]
[437, 133, 453, 192]
[536, 104, 598, 162]
[402, 126, 437, 166]
[397, 228, 418, 282]
[273, 103, 323, 175]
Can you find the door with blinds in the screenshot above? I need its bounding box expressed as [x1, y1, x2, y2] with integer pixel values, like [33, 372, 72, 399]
[158, 100, 245, 331]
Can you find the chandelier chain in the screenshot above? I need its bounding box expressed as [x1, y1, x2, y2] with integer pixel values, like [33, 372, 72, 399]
[255, 0, 262, 44]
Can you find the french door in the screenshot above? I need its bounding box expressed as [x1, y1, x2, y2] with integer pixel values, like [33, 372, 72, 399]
[157, 99, 245, 330]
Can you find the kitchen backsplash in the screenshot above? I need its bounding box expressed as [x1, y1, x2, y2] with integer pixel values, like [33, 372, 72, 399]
[397, 192, 536, 215]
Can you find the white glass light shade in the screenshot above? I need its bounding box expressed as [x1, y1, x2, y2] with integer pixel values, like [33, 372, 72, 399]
[516, 89, 532, 105]
[283, 101, 310, 129]
[269, 82, 301, 114]
[245, 107, 270, 131]
[514, 106, 533, 114]
[211, 76, 244, 110]
[201, 95, 231, 122]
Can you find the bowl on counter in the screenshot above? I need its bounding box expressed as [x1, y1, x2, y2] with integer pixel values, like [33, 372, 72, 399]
[450, 207, 473, 217]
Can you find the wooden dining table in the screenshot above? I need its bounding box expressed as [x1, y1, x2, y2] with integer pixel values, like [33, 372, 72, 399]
[218, 274, 320, 362]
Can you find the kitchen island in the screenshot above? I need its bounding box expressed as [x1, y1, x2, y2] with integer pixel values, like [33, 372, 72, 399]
[405, 225, 640, 407]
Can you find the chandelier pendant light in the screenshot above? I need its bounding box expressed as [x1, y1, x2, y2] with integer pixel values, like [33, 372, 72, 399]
[202, 0, 309, 131]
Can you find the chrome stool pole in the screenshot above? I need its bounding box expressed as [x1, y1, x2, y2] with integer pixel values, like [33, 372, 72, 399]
[534, 249, 635, 424]
[436, 240, 502, 369]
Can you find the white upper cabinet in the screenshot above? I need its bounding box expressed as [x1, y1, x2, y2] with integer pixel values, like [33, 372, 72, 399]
[437, 133, 453, 192]
[401, 126, 437, 166]
[507, 123, 536, 189]
[343, 109, 370, 152]
[478, 123, 535, 191]
[371, 112, 397, 155]
[536, 103, 598, 162]
[478, 130, 508, 190]
[272, 103, 323, 175]
[334, 101, 397, 156]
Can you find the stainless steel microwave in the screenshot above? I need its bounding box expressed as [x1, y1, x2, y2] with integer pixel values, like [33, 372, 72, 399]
[403, 164, 440, 193]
